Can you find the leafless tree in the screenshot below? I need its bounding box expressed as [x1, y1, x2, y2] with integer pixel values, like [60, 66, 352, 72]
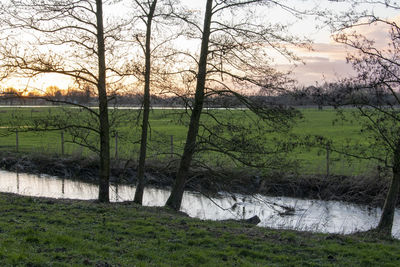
[0, 0, 131, 202]
[131, 0, 159, 205]
[330, 0, 400, 236]
[165, 0, 311, 211]
[130, 0, 184, 204]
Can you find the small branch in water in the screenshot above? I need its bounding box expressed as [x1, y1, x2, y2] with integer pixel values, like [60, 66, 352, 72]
[186, 184, 240, 219]
[187, 183, 296, 219]
[251, 194, 296, 215]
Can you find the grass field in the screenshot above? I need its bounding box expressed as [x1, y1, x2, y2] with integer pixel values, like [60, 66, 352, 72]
[0, 106, 376, 176]
[292, 109, 375, 176]
[0, 192, 399, 266]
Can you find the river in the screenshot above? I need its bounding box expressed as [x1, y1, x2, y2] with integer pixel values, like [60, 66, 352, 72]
[0, 169, 399, 238]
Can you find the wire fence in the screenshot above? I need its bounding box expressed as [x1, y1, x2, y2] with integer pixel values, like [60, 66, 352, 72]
[0, 129, 380, 177]
[0, 129, 183, 163]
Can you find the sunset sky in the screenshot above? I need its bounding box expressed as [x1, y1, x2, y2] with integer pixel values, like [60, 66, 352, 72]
[1, 0, 397, 92]
[176, 0, 398, 86]
[287, 16, 399, 85]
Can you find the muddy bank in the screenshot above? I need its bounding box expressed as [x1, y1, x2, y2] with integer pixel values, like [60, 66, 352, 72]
[0, 151, 395, 207]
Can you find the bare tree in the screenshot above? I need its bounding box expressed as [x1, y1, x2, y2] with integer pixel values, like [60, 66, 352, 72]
[165, 0, 309, 211]
[132, 0, 159, 204]
[330, 1, 400, 236]
[129, 0, 192, 204]
[0, 0, 130, 202]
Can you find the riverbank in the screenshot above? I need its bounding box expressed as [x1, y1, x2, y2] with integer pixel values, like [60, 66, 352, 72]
[0, 151, 394, 207]
[0, 192, 399, 266]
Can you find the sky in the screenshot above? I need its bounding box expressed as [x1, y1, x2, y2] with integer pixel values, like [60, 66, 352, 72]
[285, 18, 398, 85]
[1, 0, 398, 92]
[176, 0, 398, 85]
[274, 1, 399, 86]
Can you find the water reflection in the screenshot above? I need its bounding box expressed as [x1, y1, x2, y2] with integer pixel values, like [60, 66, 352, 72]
[0, 170, 399, 238]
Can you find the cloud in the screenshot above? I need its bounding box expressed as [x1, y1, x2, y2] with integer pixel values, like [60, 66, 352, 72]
[279, 18, 396, 86]
[338, 19, 395, 49]
[301, 56, 330, 63]
[277, 42, 353, 85]
[291, 59, 356, 85]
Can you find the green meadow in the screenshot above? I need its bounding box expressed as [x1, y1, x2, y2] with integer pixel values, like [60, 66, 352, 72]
[0, 106, 374, 176]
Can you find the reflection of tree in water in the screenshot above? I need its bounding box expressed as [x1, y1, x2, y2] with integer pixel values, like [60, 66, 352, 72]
[16, 172, 20, 194]
[115, 184, 119, 202]
[61, 178, 65, 195]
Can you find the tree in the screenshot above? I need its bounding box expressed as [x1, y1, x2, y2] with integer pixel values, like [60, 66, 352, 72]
[164, 0, 213, 210]
[132, 0, 158, 205]
[165, 0, 309, 210]
[130, 0, 190, 204]
[0, 0, 129, 202]
[45, 86, 63, 101]
[2, 87, 17, 103]
[331, 1, 400, 236]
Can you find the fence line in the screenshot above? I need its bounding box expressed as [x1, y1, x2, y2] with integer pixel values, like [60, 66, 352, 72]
[1, 130, 379, 177]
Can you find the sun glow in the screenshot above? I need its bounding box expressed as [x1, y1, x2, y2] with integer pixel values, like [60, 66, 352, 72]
[1, 73, 74, 95]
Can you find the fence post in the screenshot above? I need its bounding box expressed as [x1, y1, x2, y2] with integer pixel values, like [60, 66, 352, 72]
[75, 144, 83, 157]
[15, 129, 19, 152]
[170, 135, 174, 158]
[115, 132, 118, 160]
[326, 143, 330, 177]
[61, 131, 65, 155]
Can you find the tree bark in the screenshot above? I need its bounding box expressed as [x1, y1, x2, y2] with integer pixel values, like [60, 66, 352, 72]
[376, 140, 400, 236]
[165, 0, 213, 211]
[134, 0, 158, 205]
[96, 0, 110, 203]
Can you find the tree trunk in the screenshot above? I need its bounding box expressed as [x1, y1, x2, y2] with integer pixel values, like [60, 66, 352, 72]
[165, 0, 213, 211]
[134, 0, 158, 205]
[96, 0, 110, 203]
[376, 141, 400, 236]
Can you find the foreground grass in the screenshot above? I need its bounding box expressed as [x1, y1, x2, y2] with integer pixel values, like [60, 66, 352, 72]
[0, 193, 399, 266]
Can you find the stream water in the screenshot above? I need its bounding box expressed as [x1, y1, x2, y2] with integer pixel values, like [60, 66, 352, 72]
[0, 169, 399, 238]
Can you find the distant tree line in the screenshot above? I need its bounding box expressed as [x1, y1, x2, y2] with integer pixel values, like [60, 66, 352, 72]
[3, 83, 400, 109]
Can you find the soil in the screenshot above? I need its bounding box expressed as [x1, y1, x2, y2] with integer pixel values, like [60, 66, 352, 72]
[0, 151, 396, 207]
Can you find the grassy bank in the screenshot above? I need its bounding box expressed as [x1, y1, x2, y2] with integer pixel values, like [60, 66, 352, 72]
[0, 193, 399, 266]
